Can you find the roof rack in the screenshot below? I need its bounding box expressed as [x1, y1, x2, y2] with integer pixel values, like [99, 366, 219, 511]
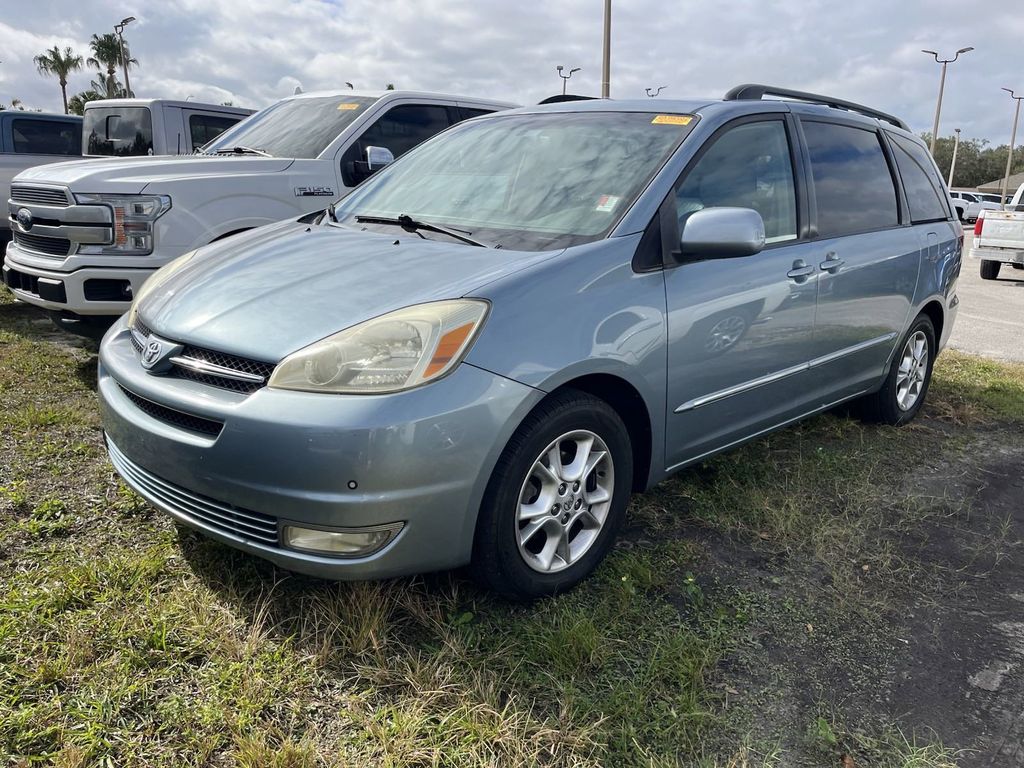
[724, 84, 909, 131]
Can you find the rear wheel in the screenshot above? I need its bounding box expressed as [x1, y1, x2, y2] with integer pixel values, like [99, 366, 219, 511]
[471, 389, 633, 600]
[980, 260, 1001, 280]
[857, 314, 935, 426]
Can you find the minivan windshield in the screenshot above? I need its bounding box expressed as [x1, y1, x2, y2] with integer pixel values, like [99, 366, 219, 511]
[334, 111, 695, 251]
[83, 107, 153, 156]
[202, 95, 378, 159]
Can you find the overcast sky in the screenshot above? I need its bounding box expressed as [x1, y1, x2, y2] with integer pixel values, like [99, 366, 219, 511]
[1, 0, 1021, 143]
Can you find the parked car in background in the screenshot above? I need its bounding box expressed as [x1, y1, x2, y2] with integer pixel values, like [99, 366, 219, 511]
[0, 111, 81, 247]
[3, 90, 515, 337]
[970, 182, 1024, 279]
[948, 190, 975, 220]
[83, 99, 254, 157]
[98, 85, 960, 598]
[949, 190, 1001, 223]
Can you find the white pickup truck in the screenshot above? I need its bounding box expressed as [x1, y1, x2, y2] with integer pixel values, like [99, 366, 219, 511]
[3, 90, 514, 336]
[971, 182, 1024, 279]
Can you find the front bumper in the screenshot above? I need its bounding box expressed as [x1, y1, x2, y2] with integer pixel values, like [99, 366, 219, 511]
[98, 319, 542, 580]
[968, 246, 1024, 265]
[4, 241, 154, 316]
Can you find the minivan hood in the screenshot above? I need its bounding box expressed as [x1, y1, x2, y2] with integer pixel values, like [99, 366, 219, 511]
[140, 220, 560, 361]
[14, 154, 295, 194]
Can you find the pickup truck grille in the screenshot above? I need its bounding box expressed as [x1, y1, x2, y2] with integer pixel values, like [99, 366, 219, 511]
[131, 319, 276, 394]
[10, 185, 70, 206]
[12, 232, 72, 257]
[8, 185, 112, 259]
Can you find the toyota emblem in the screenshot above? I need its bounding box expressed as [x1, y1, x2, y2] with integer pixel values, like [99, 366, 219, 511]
[16, 208, 33, 231]
[142, 340, 163, 368]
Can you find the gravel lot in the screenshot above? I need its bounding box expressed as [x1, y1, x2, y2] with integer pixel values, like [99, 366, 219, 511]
[948, 231, 1024, 363]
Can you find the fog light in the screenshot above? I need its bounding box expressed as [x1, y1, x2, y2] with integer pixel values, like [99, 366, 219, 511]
[282, 523, 403, 557]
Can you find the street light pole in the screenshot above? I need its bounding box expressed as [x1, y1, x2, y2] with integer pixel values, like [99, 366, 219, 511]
[1000, 88, 1023, 209]
[922, 46, 973, 156]
[601, 0, 611, 98]
[114, 16, 136, 98]
[556, 65, 580, 96]
[947, 128, 961, 188]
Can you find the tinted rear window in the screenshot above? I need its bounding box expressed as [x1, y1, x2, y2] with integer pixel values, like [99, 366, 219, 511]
[189, 113, 243, 150]
[84, 107, 154, 156]
[11, 119, 81, 155]
[888, 134, 950, 223]
[802, 121, 899, 237]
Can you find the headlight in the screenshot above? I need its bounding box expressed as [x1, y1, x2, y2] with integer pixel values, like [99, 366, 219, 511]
[268, 299, 489, 394]
[75, 193, 171, 256]
[126, 249, 197, 328]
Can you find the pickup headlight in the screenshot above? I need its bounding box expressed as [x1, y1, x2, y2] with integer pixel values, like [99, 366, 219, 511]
[268, 300, 489, 394]
[75, 193, 171, 256]
[126, 249, 197, 328]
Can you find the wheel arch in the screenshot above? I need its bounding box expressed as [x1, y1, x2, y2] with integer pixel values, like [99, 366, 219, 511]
[918, 298, 945, 348]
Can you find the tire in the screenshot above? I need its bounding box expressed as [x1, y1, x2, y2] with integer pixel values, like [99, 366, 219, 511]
[471, 389, 633, 600]
[980, 260, 1001, 280]
[857, 314, 936, 426]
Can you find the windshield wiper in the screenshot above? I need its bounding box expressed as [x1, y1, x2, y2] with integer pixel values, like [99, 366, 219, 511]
[212, 145, 273, 157]
[354, 214, 493, 248]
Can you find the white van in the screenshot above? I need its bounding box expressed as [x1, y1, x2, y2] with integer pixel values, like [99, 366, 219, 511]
[82, 99, 254, 157]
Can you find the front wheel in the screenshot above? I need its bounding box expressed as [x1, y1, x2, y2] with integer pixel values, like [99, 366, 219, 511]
[471, 390, 633, 600]
[856, 314, 936, 426]
[980, 260, 1001, 280]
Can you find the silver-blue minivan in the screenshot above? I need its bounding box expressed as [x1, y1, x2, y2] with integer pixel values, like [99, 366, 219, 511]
[98, 85, 961, 598]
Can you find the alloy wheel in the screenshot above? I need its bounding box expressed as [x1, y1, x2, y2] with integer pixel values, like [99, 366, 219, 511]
[896, 330, 928, 411]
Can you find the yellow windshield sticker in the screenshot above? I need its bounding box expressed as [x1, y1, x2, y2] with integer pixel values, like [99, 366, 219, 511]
[652, 115, 692, 125]
[337, 103, 362, 110]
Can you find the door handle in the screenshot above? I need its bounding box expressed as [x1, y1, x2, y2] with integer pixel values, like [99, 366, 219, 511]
[787, 259, 815, 282]
[819, 252, 844, 273]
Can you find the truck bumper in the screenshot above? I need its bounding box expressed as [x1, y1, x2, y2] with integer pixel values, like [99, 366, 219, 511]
[968, 247, 1024, 265]
[3, 242, 151, 317]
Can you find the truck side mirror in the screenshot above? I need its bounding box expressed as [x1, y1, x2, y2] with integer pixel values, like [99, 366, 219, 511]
[365, 145, 395, 173]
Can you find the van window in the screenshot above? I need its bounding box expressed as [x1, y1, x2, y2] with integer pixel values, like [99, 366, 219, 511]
[341, 104, 452, 186]
[888, 134, 950, 223]
[675, 119, 798, 243]
[11, 119, 81, 155]
[189, 113, 243, 150]
[802, 121, 899, 237]
[84, 107, 154, 156]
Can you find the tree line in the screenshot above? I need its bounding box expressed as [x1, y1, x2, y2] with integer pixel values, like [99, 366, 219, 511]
[925, 133, 1024, 189]
[25, 33, 136, 115]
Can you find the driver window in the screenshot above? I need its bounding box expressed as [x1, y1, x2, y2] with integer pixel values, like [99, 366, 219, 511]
[341, 104, 451, 186]
[676, 120, 797, 243]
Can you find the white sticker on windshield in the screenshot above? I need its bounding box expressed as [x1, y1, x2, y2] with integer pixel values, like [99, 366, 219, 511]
[595, 195, 620, 212]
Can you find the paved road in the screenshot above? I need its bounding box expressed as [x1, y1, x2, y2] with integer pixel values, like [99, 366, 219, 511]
[948, 231, 1024, 362]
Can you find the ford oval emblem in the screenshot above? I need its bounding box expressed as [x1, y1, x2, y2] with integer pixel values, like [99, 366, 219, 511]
[16, 208, 33, 231]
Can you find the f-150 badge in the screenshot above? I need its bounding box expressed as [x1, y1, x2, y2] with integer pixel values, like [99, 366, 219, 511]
[294, 186, 335, 197]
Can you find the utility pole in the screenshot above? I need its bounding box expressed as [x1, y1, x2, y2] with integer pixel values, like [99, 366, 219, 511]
[1000, 88, 1022, 209]
[556, 65, 580, 96]
[601, 0, 611, 98]
[922, 47, 973, 156]
[114, 16, 136, 98]
[947, 128, 961, 188]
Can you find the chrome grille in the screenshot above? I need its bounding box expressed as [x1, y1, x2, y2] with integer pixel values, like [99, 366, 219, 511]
[10, 185, 69, 206]
[107, 437, 280, 546]
[119, 385, 224, 437]
[131, 319, 275, 394]
[12, 231, 72, 257]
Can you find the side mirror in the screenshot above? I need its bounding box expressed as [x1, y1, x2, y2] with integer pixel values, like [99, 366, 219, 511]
[678, 207, 765, 261]
[365, 145, 395, 173]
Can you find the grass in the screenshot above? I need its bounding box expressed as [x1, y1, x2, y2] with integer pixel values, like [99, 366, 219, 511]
[2, 289, 1019, 766]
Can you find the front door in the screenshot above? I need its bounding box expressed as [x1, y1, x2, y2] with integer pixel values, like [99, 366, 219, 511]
[663, 116, 819, 469]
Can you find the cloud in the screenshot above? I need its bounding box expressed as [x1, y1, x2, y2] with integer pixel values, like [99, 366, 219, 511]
[0, 0, 1018, 142]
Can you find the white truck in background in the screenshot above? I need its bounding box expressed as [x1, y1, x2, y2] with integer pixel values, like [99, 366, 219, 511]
[4, 90, 515, 337]
[82, 99, 254, 157]
[970, 182, 1024, 279]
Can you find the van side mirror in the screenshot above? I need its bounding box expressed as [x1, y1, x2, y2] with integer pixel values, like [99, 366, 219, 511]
[678, 207, 765, 261]
[365, 145, 395, 172]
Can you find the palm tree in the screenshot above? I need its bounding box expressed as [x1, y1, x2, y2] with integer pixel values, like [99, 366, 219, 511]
[87, 33, 136, 98]
[34, 46, 84, 114]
